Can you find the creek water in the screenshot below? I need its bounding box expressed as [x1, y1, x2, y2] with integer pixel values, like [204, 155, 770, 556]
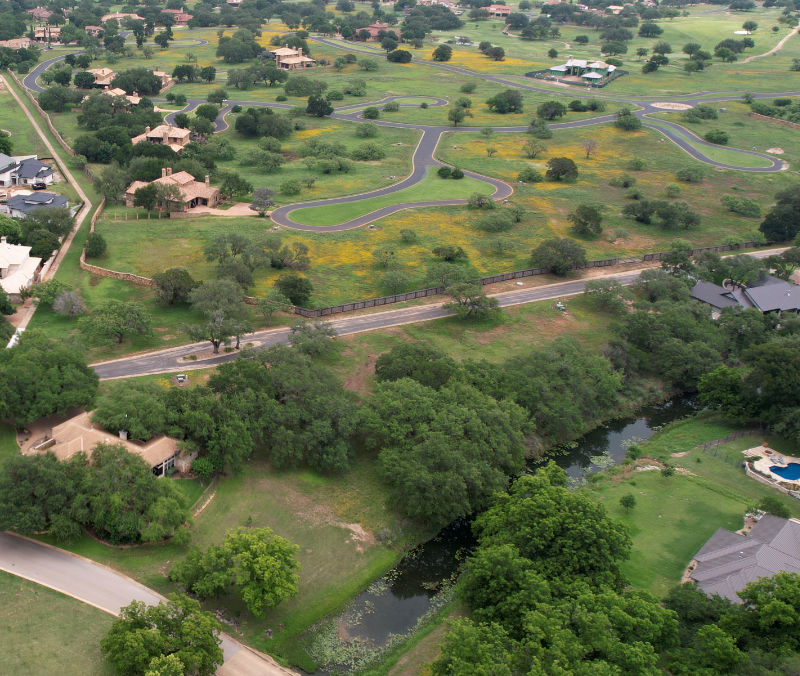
[308, 396, 696, 674]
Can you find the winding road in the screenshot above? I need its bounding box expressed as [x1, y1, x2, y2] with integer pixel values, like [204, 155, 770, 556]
[0, 532, 297, 675]
[21, 32, 796, 230]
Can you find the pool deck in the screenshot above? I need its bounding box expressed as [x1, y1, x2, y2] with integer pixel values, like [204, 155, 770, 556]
[745, 445, 800, 483]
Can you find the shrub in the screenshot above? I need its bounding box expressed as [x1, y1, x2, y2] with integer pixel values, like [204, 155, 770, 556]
[609, 174, 636, 188]
[676, 166, 705, 183]
[468, 193, 496, 210]
[327, 90, 344, 101]
[518, 167, 543, 183]
[85, 232, 107, 258]
[437, 166, 452, 179]
[665, 183, 681, 198]
[704, 129, 729, 145]
[721, 195, 761, 217]
[276, 94, 287, 101]
[451, 168, 464, 179]
[478, 211, 515, 232]
[355, 121, 378, 137]
[362, 107, 380, 119]
[400, 229, 418, 243]
[351, 142, 386, 161]
[460, 82, 477, 93]
[280, 179, 302, 195]
[383, 101, 399, 112]
[627, 158, 646, 171]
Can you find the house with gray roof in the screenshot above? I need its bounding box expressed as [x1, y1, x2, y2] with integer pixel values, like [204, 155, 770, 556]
[691, 275, 800, 315]
[0, 154, 56, 187]
[689, 514, 800, 603]
[5, 192, 69, 219]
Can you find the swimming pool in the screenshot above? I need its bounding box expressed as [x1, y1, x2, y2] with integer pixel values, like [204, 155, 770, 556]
[770, 463, 800, 481]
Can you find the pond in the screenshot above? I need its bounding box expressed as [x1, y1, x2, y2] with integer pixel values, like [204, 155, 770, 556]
[305, 395, 697, 674]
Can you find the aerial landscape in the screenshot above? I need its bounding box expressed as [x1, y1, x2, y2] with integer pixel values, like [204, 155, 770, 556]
[2, 0, 800, 673]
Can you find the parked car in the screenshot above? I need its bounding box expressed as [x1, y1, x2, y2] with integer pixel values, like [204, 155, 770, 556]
[31, 182, 47, 190]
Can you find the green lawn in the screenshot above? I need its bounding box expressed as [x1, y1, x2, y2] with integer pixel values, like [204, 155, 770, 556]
[0, 422, 17, 467]
[586, 414, 800, 598]
[37, 454, 426, 671]
[0, 571, 114, 676]
[289, 169, 489, 226]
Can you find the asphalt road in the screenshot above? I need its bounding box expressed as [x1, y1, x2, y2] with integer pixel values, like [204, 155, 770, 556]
[92, 268, 643, 379]
[0, 532, 295, 675]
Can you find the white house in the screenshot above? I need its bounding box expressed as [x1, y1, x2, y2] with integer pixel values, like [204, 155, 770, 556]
[0, 236, 41, 301]
[0, 154, 56, 187]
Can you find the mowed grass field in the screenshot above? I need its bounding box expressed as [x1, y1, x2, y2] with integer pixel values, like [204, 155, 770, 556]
[0, 571, 114, 676]
[587, 415, 800, 597]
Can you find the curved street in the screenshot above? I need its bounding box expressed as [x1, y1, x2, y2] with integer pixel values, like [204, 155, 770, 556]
[20, 34, 793, 230]
[0, 532, 296, 675]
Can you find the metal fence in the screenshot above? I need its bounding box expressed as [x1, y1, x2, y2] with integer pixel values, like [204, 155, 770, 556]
[643, 242, 758, 262]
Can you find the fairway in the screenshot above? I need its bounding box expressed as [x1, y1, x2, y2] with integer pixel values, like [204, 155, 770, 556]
[288, 169, 490, 226]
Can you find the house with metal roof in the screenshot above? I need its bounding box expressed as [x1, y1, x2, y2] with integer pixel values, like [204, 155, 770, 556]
[691, 275, 800, 315]
[689, 515, 800, 603]
[5, 192, 69, 219]
[550, 56, 616, 81]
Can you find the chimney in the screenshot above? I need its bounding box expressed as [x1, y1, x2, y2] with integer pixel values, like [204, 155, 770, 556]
[119, 430, 128, 441]
[299, 48, 303, 56]
[161, 167, 166, 178]
[163, 130, 168, 141]
[167, 167, 172, 176]
[0, 236, 6, 244]
[204, 174, 210, 186]
[145, 125, 150, 133]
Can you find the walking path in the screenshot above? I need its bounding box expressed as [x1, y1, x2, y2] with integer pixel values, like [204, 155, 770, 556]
[0, 532, 297, 675]
[742, 22, 800, 63]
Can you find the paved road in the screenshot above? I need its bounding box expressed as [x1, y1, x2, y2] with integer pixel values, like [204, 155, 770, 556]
[91, 247, 787, 380]
[92, 268, 643, 379]
[0, 532, 296, 675]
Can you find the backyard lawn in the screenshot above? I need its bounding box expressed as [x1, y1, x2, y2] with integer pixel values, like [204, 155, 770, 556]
[587, 414, 800, 598]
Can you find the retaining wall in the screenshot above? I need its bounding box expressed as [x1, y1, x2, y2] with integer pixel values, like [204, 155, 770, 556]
[748, 112, 800, 130]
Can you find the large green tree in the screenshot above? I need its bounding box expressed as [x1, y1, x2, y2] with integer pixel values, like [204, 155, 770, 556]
[169, 527, 300, 616]
[0, 330, 97, 424]
[80, 300, 152, 345]
[101, 594, 223, 676]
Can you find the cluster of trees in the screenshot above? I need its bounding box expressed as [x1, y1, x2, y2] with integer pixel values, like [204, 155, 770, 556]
[434, 461, 800, 673]
[216, 28, 262, 63]
[0, 444, 190, 544]
[365, 336, 622, 526]
[0, 205, 72, 261]
[749, 96, 800, 125]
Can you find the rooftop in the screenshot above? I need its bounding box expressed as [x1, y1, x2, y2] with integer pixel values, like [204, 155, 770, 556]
[6, 192, 68, 214]
[691, 515, 800, 603]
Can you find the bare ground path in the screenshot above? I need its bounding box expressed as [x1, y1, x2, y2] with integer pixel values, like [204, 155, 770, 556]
[742, 22, 800, 63]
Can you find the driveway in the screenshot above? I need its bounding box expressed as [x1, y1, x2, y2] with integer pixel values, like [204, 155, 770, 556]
[0, 532, 297, 675]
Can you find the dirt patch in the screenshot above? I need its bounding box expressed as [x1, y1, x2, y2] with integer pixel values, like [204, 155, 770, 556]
[670, 450, 691, 457]
[343, 350, 378, 395]
[650, 102, 693, 111]
[767, 147, 785, 154]
[263, 479, 376, 551]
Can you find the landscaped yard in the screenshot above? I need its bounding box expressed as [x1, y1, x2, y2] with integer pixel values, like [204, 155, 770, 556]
[0, 570, 114, 676]
[587, 414, 800, 597]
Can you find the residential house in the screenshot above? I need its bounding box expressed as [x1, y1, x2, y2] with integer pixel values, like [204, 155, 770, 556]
[86, 67, 116, 88]
[487, 4, 512, 17]
[5, 192, 69, 219]
[33, 26, 61, 43]
[690, 275, 800, 315]
[43, 411, 180, 477]
[101, 12, 145, 24]
[130, 125, 191, 154]
[27, 7, 53, 21]
[162, 8, 193, 25]
[0, 154, 55, 188]
[606, 4, 625, 13]
[226, 0, 242, 6]
[270, 45, 316, 69]
[84, 25, 103, 37]
[124, 167, 221, 211]
[102, 88, 141, 106]
[689, 514, 800, 603]
[0, 236, 41, 301]
[355, 22, 394, 40]
[152, 70, 173, 89]
[0, 38, 33, 49]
